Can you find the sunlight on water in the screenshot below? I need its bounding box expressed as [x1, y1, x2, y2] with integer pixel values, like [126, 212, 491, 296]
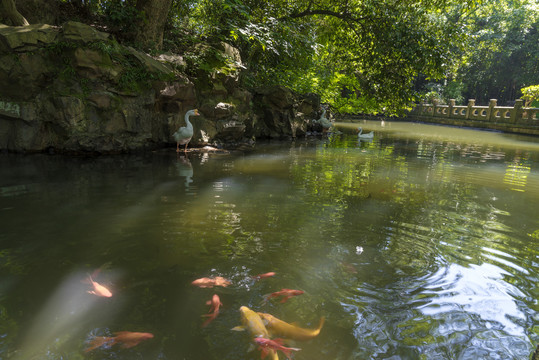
[0, 121, 538, 359]
[419, 263, 526, 335]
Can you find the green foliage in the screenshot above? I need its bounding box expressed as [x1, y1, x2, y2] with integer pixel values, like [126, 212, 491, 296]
[453, 0, 539, 104]
[424, 91, 443, 105]
[87, 39, 122, 58]
[102, 1, 144, 43]
[419, 81, 464, 105]
[443, 81, 465, 105]
[172, 0, 464, 114]
[45, 41, 78, 55]
[180, 43, 242, 92]
[44, 41, 78, 82]
[520, 85, 539, 107]
[54, 0, 539, 114]
[117, 55, 174, 92]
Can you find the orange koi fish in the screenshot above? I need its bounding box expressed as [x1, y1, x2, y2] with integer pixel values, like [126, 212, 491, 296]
[202, 294, 222, 327]
[231, 306, 279, 360]
[254, 337, 301, 360]
[252, 272, 276, 280]
[85, 275, 112, 297]
[84, 331, 154, 352]
[191, 276, 231, 288]
[264, 288, 304, 303]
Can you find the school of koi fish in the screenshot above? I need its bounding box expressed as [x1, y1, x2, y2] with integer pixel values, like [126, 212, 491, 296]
[83, 270, 323, 359]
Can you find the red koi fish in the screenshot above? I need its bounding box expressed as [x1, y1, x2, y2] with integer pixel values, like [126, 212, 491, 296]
[84, 331, 154, 352]
[254, 337, 301, 360]
[202, 294, 222, 327]
[191, 276, 231, 288]
[85, 275, 112, 297]
[264, 288, 304, 303]
[252, 272, 276, 280]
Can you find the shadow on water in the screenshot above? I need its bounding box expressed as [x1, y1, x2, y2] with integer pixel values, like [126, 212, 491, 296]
[0, 121, 538, 359]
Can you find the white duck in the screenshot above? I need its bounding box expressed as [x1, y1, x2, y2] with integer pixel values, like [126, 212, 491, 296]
[318, 107, 333, 133]
[357, 127, 374, 139]
[173, 109, 199, 153]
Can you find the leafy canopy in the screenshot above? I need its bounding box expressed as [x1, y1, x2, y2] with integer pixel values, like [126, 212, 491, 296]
[172, 0, 476, 115]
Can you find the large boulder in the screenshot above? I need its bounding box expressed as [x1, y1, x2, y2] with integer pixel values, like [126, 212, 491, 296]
[250, 86, 320, 138]
[0, 22, 320, 153]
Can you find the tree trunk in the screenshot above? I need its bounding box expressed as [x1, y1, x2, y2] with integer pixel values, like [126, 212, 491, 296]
[1, 0, 29, 26]
[135, 0, 172, 50]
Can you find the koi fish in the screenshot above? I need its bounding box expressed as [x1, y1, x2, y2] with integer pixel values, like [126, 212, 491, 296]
[252, 272, 276, 280]
[231, 306, 278, 360]
[341, 262, 358, 274]
[264, 288, 304, 303]
[85, 275, 112, 297]
[254, 337, 301, 360]
[231, 306, 270, 338]
[202, 294, 222, 327]
[84, 331, 153, 352]
[258, 312, 325, 341]
[191, 276, 231, 288]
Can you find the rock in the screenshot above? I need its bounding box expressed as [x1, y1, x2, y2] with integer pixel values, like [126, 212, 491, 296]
[214, 102, 234, 117]
[297, 92, 320, 117]
[87, 91, 115, 109]
[220, 42, 242, 66]
[62, 21, 109, 43]
[251, 86, 297, 138]
[73, 48, 118, 79]
[125, 46, 172, 76]
[0, 22, 321, 153]
[157, 53, 186, 68]
[254, 85, 295, 109]
[156, 78, 196, 102]
[215, 118, 246, 141]
[0, 52, 56, 99]
[0, 23, 58, 53]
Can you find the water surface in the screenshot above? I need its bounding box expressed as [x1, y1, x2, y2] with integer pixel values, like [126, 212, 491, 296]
[1, 120, 538, 359]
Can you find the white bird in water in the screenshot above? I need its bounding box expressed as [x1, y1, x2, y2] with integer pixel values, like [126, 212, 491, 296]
[357, 127, 374, 139]
[317, 106, 333, 133]
[173, 109, 200, 153]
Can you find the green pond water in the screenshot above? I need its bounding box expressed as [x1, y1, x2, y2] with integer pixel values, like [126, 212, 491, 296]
[0, 120, 538, 360]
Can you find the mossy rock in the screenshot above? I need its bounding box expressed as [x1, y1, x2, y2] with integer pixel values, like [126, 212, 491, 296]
[0, 23, 58, 53]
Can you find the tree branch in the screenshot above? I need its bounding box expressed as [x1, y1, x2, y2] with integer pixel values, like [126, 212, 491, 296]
[279, 8, 367, 23]
[1, 0, 29, 26]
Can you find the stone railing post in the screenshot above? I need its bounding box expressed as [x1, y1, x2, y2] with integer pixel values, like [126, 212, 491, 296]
[432, 99, 439, 118]
[448, 99, 455, 118]
[511, 99, 523, 123]
[466, 99, 475, 119]
[487, 99, 497, 121]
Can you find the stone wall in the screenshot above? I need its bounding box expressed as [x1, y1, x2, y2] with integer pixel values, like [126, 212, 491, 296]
[0, 22, 321, 154]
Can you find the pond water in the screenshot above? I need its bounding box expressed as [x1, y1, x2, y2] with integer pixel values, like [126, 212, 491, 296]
[0, 120, 538, 360]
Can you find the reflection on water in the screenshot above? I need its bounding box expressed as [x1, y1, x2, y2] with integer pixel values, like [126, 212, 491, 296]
[0, 121, 538, 359]
[175, 154, 194, 188]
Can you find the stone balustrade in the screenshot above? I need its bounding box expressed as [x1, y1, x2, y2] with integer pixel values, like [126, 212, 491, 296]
[407, 99, 539, 135]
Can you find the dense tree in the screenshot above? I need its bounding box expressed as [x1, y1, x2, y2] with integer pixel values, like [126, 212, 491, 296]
[2, 0, 536, 113]
[421, 0, 539, 105]
[134, 0, 173, 49]
[0, 0, 29, 25]
[183, 0, 472, 114]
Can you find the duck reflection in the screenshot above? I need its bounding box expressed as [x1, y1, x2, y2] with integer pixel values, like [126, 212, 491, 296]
[358, 137, 373, 146]
[176, 154, 193, 188]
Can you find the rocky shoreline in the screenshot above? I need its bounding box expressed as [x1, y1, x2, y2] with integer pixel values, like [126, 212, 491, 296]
[0, 21, 323, 154]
